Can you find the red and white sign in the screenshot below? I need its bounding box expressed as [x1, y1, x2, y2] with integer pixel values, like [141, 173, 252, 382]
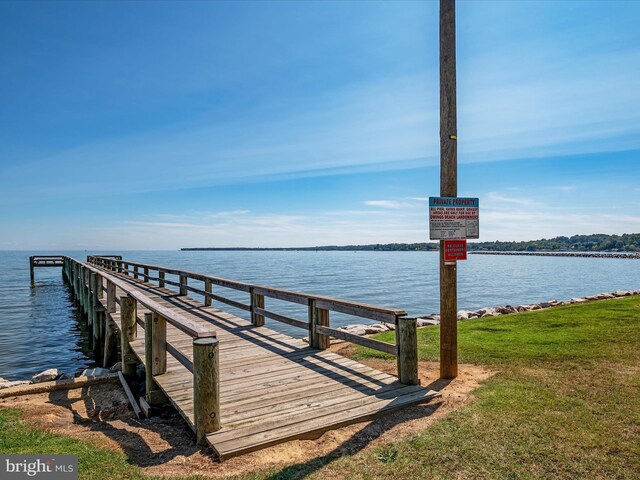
[443, 239, 467, 262]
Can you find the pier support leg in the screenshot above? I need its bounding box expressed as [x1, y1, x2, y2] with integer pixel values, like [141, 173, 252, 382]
[103, 319, 118, 368]
[193, 336, 220, 446]
[179, 274, 188, 296]
[204, 279, 212, 307]
[397, 317, 419, 385]
[120, 296, 137, 380]
[102, 280, 118, 368]
[144, 313, 167, 406]
[309, 302, 330, 350]
[29, 256, 34, 284]
[250, 289, 265, 326]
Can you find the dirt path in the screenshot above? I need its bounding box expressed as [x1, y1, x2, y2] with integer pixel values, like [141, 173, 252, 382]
[0, 350, 494, 478]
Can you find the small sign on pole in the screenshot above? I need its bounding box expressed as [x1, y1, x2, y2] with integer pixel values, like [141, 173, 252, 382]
[443, 239, 467, 263]
[429, 197, 479, 240]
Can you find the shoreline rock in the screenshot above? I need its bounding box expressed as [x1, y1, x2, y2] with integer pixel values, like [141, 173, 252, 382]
[335, 288, 640, 339]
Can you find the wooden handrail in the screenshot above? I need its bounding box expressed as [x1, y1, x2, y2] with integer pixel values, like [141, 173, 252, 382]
[86, 255, 420, 384]
[87, 256, 406, 320]
[86, 254, 408, 361]
[64, 256, 222, 439]
[82, 260, 214, 339]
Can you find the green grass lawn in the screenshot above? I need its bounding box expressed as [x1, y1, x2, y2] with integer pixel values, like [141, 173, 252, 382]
[247, 295, 640, 480]
[0, 407, 148, 480]
[1, 296, 639, 479]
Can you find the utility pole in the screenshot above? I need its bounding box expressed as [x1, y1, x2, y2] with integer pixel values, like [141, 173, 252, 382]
[439, 0, 458, 379]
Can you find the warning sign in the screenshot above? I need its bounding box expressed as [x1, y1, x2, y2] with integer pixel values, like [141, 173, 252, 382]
[443, 239, 467, 261]
[429, 197, 479, 240]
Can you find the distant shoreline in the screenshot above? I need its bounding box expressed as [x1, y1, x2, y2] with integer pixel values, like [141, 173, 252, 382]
[181, 234, 640, 254]
[181, 247, 639, 258]
[469, 251, 639, 259]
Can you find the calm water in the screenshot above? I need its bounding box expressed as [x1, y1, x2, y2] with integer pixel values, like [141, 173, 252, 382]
[0, 250, 638, 380]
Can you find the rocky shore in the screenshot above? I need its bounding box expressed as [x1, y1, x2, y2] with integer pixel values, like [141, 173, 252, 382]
[3, 289, 638, 386]
[0, 365, 119, 390]
[469, 251, 639, 259]
[336, 289, 640, 337]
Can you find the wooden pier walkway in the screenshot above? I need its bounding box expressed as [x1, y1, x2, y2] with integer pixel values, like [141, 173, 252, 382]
[34, 255, 438, 460]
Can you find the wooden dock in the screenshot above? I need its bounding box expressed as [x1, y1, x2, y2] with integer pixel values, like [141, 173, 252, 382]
[35, 255, 438, 460]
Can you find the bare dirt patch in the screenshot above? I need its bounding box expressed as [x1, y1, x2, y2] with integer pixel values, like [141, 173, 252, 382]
[0, 349, 495, 478]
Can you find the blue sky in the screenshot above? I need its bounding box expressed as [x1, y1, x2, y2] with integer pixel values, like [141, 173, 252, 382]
[1, 0, 639, 249]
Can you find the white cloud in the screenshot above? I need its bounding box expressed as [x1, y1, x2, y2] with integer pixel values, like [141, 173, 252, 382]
[364, 200, 403, 209]
[486, 192, 541, 207]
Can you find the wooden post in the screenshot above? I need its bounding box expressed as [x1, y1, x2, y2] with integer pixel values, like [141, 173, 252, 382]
[397, 317, 419, 385]
[144, 267, 149, 282]
[106, 281, 116, 314]
[134, 265, 139, 280]
[158, 271, 165, 288]
[102, 280, 117, 367]
[439, 0, 458, 379]
[29, 256, 34, 284]
[96, 275, 103, 299]
[151, 313, 167, 375]
[310, 302, 330, 350]
[144, 313, 159, 402]
[193, 336, 221, 445]
[90, 272, 99, 346]
[120, 296, 137, 380]
[95, 311, 105, 359]
[83, 268, 90, 315]
[179, 274, 188, 296]
[204, 279, 212, 307]
[250, 288, 265, 326]
[73, 264, 79, 302]
[103, 318, 116, 367]
[78, 266, 84, 309]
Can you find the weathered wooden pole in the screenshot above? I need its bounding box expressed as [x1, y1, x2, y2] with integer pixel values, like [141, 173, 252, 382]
[439, 0, 458, 379]
[144, 313, 157, 401]
[193, 336, 221, 446]
[103, 281, 117, 367]
[309, 303, 330, 350]
[204, 279, 212, 307]
[397, 316, 419, 385]
[90, 272, 99, 349]
[120, 296, 137, 380]
[250, 288, 265, 326]
[29, 256, 34, 284]
[179, 274, 188, 296]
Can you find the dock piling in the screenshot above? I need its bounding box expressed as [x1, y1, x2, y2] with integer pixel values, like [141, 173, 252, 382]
[193, 336, 221, 446]
[397, 317, 419, 385]
[120, 296, 137, 380]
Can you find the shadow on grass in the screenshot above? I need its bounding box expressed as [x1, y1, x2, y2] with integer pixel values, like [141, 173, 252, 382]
[262, 399, 443, 480]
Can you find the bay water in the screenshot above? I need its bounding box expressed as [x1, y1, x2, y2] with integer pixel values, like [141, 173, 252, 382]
[0, 250, 637, 380]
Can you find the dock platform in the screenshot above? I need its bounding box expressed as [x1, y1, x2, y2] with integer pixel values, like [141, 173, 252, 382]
[55, 255, 438, 460]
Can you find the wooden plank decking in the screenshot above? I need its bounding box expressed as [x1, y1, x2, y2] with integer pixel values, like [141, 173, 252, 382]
[94, 268, 439, 460]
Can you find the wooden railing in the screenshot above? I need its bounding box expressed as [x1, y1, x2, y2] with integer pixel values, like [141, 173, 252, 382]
[29, 255, 65, 282]
[63, 256, 218, 445]
[87, 255, 419, 385]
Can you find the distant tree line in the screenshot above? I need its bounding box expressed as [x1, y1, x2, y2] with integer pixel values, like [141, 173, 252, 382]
[470, 233, 640, 252]
[182, 233, 640, 252]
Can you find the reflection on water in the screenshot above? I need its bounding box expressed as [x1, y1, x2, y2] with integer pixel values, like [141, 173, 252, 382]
[0, 250, 637, 380]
